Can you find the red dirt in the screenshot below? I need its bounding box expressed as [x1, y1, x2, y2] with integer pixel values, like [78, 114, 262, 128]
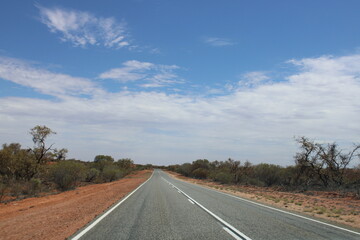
[0, 170, 152, 240]
[166, 171, 360, 229]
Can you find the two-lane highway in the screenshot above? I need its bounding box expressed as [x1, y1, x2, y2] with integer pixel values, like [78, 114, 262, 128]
[71, 169, 360, 240]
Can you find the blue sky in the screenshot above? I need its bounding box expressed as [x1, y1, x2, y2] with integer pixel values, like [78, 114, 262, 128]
[1, 0, 360, 165]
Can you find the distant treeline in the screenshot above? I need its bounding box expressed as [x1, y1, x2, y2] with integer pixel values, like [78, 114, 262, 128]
[167, 137, 360, 194]
[0, 125, 152, 202]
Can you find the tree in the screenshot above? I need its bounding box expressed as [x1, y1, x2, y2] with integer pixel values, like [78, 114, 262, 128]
[294, 137, 360, 187]
[192, 159, 210, 170]
[116, 158, 134, 169]
[94, 155, 114, 171]
[318, 143, 360, 186]
[94, 155, 114, 163]
[29, 125, 56, 164]
[53, 148, 68, 161]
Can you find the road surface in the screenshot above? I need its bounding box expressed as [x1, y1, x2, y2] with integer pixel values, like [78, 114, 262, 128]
[71, 169, 360, 240]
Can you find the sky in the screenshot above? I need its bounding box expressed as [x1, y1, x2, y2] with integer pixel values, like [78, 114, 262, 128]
[0, 0, 360, 166]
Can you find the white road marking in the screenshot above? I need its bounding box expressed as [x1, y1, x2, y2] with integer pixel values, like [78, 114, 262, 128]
[162, 177, 252, 240]
[167, 173, 360, 236]
[71, 171, 155, 240]
[188, 199, 195, 204]
[178, 190, 181, 193]
[223, 227, 243, 240]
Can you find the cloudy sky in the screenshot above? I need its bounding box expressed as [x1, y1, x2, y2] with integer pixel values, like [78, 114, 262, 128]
[1, 0, 359, 165]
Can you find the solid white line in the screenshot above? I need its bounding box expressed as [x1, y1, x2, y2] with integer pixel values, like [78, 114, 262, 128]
[161, 177, 252, 240]
[178, 190, 181, 193]
[168, 174, 360, 236]
[188, 199, 195, 204]
[223, 227, 243, 240]
[71, 171, 155, 240]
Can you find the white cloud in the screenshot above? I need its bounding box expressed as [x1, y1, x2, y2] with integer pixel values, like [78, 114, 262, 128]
[0, 56, 101, 97]
[99, 60, 154, 82]
[238, 71, 270, 87]
[38, 5, 130, 48]
[99, 60, 183, 88]
[1, 54, 360, 165]
[204, 37, 235, 47]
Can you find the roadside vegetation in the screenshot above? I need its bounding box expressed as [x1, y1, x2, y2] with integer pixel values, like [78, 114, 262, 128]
[0, 125, 152, 202]
[167, 137, 360, 196]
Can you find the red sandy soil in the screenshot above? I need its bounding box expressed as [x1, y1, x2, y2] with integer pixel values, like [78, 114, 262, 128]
[0, 170, 152, 240]
[166, 171, 360, 229]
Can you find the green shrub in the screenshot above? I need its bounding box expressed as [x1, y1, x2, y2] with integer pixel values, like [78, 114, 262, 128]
[254, 163, 281, 186]
[101, 166, 124, 182]
[213, 172, 233, 184]
[50, 161, 85, 190]
[192, 168, 209, 179]
[85, 168, 100, 182]
[245, 177, 265, 187]
[0, 182, 6, 202]
[178, 163, 192, 177]
[21, 178, 42, 196]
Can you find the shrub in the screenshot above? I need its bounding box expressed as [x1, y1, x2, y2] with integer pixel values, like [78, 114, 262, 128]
[50, 161, 85, 190]
[0, 143, 38, 181]
[254, 163, 281, 187]
[85, 168, 100, 182]
[22, 178, 42, 196]
[178, 163, 192, 177]
[0, 182, 6, 202]
[213, 172, 233, 184]
[101, 166, 124, 182]
[192, 168, 209, 179]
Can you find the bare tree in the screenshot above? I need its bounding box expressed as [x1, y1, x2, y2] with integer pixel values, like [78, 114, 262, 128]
[295, 137, 360, 187]
[29, 125, 56, 164]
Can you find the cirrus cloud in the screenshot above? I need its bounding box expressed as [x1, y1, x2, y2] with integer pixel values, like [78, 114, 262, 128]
[99, 60, 183, 88]
[38, 5, 130, 49]
[204, 37, 235, 47]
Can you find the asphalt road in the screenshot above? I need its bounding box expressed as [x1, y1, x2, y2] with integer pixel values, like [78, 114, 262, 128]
[71, 169, 360, 240]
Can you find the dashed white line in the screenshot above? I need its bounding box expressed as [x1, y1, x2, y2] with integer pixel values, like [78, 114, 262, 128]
[162, 177, 252, 240]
